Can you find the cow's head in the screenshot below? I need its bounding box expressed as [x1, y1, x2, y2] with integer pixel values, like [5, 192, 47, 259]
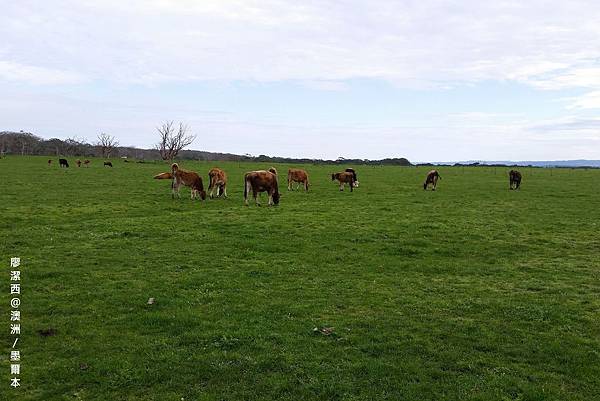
[200, 190, 207, 200]
[331, 173, 336, 181]
[272, 190, 280, 205]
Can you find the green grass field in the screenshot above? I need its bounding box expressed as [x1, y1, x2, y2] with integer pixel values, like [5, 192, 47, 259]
[1, 156, 599, 401]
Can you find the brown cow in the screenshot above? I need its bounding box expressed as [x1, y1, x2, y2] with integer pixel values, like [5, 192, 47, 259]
[331, 171, 356, 192]
[48, 159, 52, 166]
[509, 170, 522, 190]
[423, 170, 441, 190]
[244, 170, 280, 206]
[171, 163, 206, 200]
[208, 167, 228, 198]
[287, 168, 309, 191]
[83, 160, 90, 167]
[76, 159, 82, 167]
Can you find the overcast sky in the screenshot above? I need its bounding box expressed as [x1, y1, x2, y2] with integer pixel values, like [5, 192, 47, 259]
[2, 1, 600, 162]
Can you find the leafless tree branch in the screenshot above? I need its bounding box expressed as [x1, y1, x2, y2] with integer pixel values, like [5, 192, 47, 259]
[96, 133, 119, 158]
[155, 121, 196, 161]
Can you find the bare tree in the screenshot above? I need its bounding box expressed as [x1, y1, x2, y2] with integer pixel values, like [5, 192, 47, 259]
[96, 133, 119, 158]
[155, 121, 196, 161]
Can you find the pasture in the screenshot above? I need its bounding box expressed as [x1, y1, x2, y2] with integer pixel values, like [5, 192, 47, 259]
[1, 156, 599, 401]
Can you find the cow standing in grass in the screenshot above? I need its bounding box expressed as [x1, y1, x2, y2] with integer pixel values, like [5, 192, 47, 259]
[423, 170, 441, 190]
[287, 168, 309, 191]
[76, 159, 82, 167]
[509, 170, 522, 190]
[172, 163, 206, 200]
[48, 159, 52, 166]
[244, 170, 280, 206]
[84, 160, 90, 167]
[104, 161, 113, 167]
[208, 167, 228, 198]
[332, 171, 356, 192]
[59, 158, 69, 168]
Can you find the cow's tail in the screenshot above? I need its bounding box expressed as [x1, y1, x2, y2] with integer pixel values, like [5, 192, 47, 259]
[243, 174, 248, 200]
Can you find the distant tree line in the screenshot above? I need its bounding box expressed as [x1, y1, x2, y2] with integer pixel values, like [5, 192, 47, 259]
[0, 130, 412, 166]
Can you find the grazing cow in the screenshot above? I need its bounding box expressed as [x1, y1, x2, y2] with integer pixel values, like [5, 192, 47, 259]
[509, 170, 522, 190]
[423, 170, 441, 190]
[345, 168, 359, 187]
[76, 159, 82, 167]
[287, 168, 309, 191]
[48, 159, 52, 166]
[208, 167, 228, 198]
[84, 159, 90, 167]
[59, 158, 69, 168]
[104, 161, 113, 167]
[244, 170, 280, 206]
[170, 163, 207, 200]
[331, 171, 356, 192]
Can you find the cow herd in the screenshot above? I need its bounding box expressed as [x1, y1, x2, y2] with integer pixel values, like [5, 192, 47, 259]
[48, 159, 524, 206]
[49, 158, 98, 168]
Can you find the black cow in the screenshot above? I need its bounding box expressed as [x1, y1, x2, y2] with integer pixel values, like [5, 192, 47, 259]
[59, 158, 69, 168]
[509, 170, 522, 190]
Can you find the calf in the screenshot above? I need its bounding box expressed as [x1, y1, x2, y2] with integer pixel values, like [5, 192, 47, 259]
[59, 158, 69, 168]
[83, 160, 90, 167]
[170, 163, 206, 200]
[208, 167, 228, 198]
[287, 168, 309, 191]
[244, 170, 280, 206]
[423, 170, 441, 190]
[331, 171, 356, 192]
[48, 159, 52, 166]
[76, 159, 82, 167]
[509, 170, 522, 190]
[104, 161, 113, 167]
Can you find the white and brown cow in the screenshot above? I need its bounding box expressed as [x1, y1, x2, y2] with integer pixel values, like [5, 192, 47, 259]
[287, 168, 309, 191]
[154, 163, 206, 200]
[244, 170, 280, 206]
[332, 171, 356, 192]
[208, 167, 228, 198]
[423, 169, 441, 190]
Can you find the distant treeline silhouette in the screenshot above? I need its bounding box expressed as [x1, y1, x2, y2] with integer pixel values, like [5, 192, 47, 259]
[0, 131, 412, 166]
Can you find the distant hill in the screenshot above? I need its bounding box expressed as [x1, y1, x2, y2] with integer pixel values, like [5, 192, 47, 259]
[0, 130, 411, 166]
[433, 160, 600, 168]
